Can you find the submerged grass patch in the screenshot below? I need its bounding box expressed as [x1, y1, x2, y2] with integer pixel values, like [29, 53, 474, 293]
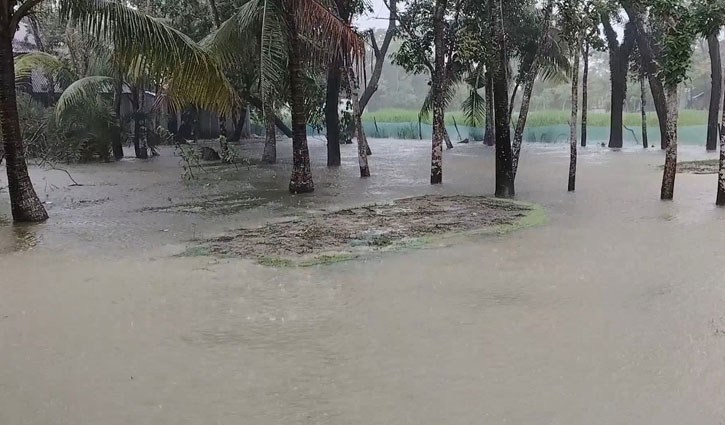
[675, 159, 719, 174]
[198, 195, 545, 266]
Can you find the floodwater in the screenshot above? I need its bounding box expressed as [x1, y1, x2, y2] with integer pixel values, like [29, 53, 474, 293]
[1, 137, 725, 424]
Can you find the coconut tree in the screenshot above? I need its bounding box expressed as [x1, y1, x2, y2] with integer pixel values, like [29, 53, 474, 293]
[204, 0, 364, 193]
[1, 0, 235, 222]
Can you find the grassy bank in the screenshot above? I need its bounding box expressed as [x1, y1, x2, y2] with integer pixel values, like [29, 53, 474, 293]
[362, 108, 709, 127]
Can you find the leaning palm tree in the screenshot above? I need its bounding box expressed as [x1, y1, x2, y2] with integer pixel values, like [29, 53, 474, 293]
[1, 0, 236, 222]
[204, 0, 364, 193]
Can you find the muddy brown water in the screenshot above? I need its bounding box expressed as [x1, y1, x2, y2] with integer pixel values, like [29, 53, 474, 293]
[1, 138, 725, 424]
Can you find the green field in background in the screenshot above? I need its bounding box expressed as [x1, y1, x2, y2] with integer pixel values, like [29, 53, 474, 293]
[362, 108, 709, 127]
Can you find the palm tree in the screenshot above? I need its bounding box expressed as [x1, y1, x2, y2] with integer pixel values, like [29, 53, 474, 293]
[204, 0, 364, 193]
[1, 0, 236, 222]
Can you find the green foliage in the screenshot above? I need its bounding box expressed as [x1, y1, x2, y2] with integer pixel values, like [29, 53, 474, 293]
[693, 0, 725, 36]
[17, 92, 116, 163]
[646, 0, 698, 88]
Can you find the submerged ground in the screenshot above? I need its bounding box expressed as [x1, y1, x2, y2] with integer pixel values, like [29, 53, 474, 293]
[1, 137, 725, 424]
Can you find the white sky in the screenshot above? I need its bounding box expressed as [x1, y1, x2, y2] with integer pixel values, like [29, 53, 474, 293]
[356, 0, 390, 29]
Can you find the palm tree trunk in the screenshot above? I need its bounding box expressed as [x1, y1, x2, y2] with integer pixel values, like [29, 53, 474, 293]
[286, 6, 314, 193]
[512, 1, 552, 178]
[491, 0, 514, 198]
[707, 33, 721, 151]
[207, 0, 228, 139]
[581, 41, 589, 148]
[640, 70, 648, 148]
[346, 64, 370, 177]
[443, 127, 453, 149]
[484, 70, 495, 146]
[568, 44, 580, 192]
[717, 76, 725, 205]
[112, 79, 124, 160]
[430, 0, 448, 184]
[660, 85, 679, 200]
[0, 33, 48, 222]
[325, 58, 342, 166]
[261, 113, 277, 164]
[132, 87, 141, 157]
[136, 88, 148, 159]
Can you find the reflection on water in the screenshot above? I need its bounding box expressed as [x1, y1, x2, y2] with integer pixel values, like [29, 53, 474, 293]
[0, 223, 40, 253]
[1, 140, 725, 424]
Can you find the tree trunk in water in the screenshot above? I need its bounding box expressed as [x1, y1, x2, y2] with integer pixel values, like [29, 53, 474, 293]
[608, 77, 626, 148]
[430, 0, 448, 185]
[568, 45, 580, 192]
[346, 64, 370, 177]
[640, 71, 648, 148]
[660, 86, 679, 200]
[512, 1, 552, 178]
[623, 4, 668, 149]
[512, 71, 535, 178]
[325, 59, 342, 166]
[581, 41, 588, 148]
[602, 20, 634, 149]
[132, 88, 141, 157]
[443, 127, 453, 149]
[136, 88, 148, 159]
[261, 114, 277, 164]
[717, 79, 725, 204]
[707, 33, 721, 151]
[0, 34, 48, 222]
[491, 0, 514, 197]
[484, 71, 495, 146]
[359, 0, 397, 111]
[112, 79, 124, 160]
[240, 108, 251, 138]
[286, 9, 314, 193]
[207, 0, 227, 139]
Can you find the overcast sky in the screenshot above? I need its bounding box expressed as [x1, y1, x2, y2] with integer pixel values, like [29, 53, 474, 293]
[356, 0, 390, 29]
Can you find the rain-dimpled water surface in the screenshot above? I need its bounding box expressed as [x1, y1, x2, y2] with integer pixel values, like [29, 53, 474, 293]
[1, 137, 724, 424]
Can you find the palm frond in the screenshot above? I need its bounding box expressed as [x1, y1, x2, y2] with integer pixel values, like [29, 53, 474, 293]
[292, 0, 365, 64]
[539, 27, 570, 83]
[201, 0, 266, 69]
[62, 0, 239, 115]
[55, 75, 115, 120]
[260, 4, 289, 99]
[14, 51, 79, 89]
[462, 65, 486, 126]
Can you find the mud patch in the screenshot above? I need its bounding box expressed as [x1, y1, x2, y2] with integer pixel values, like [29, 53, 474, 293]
[196, 195, 542, 265]
[676, 159, 718, 174]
